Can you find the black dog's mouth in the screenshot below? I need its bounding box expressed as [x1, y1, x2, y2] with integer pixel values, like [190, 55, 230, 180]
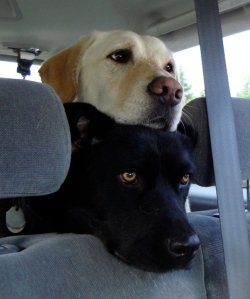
[112, 248, 198, 273]
[113, 250, 132, 265]
[107, 234, 200, 273]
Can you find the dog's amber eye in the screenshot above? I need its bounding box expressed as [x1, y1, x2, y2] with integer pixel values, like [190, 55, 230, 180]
[119, 172, 138, 184]
[180, 174, 190, 185]
[164, 63, 174, 73]
[108, 49, 132, 64]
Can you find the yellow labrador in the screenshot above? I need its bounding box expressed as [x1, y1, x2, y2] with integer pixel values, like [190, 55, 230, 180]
[39, 30, 183, 130]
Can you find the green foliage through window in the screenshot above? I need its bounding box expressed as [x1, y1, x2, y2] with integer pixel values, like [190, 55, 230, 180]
[237, 77, 250, 99]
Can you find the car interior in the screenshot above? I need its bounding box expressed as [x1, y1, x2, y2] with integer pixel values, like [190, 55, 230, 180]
[0, 0, 250, 298]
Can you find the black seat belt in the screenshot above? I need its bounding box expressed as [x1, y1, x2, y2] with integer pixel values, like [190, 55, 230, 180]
[194, 0, 250, 298]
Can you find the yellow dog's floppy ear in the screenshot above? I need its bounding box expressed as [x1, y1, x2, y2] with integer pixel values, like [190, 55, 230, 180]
[39, 37, 91, 103]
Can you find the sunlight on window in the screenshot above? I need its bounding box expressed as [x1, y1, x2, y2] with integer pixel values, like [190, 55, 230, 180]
[174, 30, 250, 101]
[0, 61, 41, 82]
[224, 30, 250, 98]
[174, 47, 204, 102]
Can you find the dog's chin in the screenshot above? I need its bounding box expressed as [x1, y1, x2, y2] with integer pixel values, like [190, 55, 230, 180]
[143, 116, 177, 131]
[145, 118, 173, 131]
[113, 103, 182, 131]
[115, 116, 170, 130]
[143, 105, 182, 131]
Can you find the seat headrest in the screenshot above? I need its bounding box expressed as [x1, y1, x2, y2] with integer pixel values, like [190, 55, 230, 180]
[0, 78, 71, 198]
[182, 97, 250, 186]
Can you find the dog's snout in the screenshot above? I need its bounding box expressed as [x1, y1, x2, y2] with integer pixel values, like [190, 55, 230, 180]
[148, 76, 183, 106]
[167, 234, 200, 259]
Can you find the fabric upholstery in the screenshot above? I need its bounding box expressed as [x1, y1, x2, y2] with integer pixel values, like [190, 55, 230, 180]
[182, 97, 250, 186]
[189, 214, 228, 299]
[233, 99, 250, 180]
[0, 213, 229, 299]
[0, 78, 71, 198]
[181, 98, 214, 186]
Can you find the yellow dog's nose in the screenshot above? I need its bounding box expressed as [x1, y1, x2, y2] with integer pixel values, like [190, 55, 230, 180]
[148, 76, 183, 106]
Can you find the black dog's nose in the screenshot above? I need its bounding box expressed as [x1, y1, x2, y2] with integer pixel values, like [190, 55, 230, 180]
[167, 234, 200, 259]
[147, 76, 183, 106]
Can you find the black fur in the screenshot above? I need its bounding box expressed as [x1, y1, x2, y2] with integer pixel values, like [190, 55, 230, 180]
[21, 103, 200, 272]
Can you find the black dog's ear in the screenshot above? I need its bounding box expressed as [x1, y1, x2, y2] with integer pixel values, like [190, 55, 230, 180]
[63, 103, 115, 151]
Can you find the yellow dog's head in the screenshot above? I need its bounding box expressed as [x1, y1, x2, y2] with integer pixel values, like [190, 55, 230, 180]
[39, 30, 183, 130]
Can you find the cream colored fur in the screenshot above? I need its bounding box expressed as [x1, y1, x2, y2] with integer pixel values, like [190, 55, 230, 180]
[39, 30, 183, 131]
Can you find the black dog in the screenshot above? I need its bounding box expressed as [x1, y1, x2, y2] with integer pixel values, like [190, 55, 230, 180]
[21, 103, 200, 272]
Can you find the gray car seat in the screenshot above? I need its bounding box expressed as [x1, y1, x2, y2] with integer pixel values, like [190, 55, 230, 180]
[183, 98, 250, 211]
[0, 78, 241, 299]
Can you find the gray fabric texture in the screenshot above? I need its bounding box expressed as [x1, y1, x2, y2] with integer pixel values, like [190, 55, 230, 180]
[233, 98, 250, 180]
[195, 1, 250, 297]
[182, 97, 250, 186]
[0, 235, 205, 299]
[0, 214, 229, 299]
[0, 78, 71, 198]
[188, 214, 228, 299]
[0, 216, 211, 299]
[182, 98, 214, 186]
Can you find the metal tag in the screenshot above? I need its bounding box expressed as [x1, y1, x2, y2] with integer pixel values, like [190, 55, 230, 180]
[6, 206, 26, 234]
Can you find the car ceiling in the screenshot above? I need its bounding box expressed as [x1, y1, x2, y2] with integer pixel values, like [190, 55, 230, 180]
[0, 0, 250, 62]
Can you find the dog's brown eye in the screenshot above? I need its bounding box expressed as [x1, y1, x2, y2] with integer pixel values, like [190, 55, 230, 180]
[108, 49, 132, 64]
[119, 172, 137, 184]
[164, 63, 174, 73]
[180, 174, 190, 186]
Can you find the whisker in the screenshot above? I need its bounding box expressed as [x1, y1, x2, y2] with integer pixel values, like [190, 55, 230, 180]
[182, 110, 194, 127]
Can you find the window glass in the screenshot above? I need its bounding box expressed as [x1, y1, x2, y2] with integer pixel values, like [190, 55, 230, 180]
[174, 46, 204, 103]
[224, 30, 250, 98]
[174, 30, 250, 101]
[0, 61, 41, 82]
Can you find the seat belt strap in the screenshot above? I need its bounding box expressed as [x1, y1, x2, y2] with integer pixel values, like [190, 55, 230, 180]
[194, 0, 250, 298]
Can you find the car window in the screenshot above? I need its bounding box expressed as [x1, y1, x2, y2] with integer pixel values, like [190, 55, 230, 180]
[224, 30, 250, 98]
[0, 61, 41, 82]
[174, 30, 250, 102]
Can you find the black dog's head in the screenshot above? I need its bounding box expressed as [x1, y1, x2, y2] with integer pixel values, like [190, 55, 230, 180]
[63, 103, 200, 272]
